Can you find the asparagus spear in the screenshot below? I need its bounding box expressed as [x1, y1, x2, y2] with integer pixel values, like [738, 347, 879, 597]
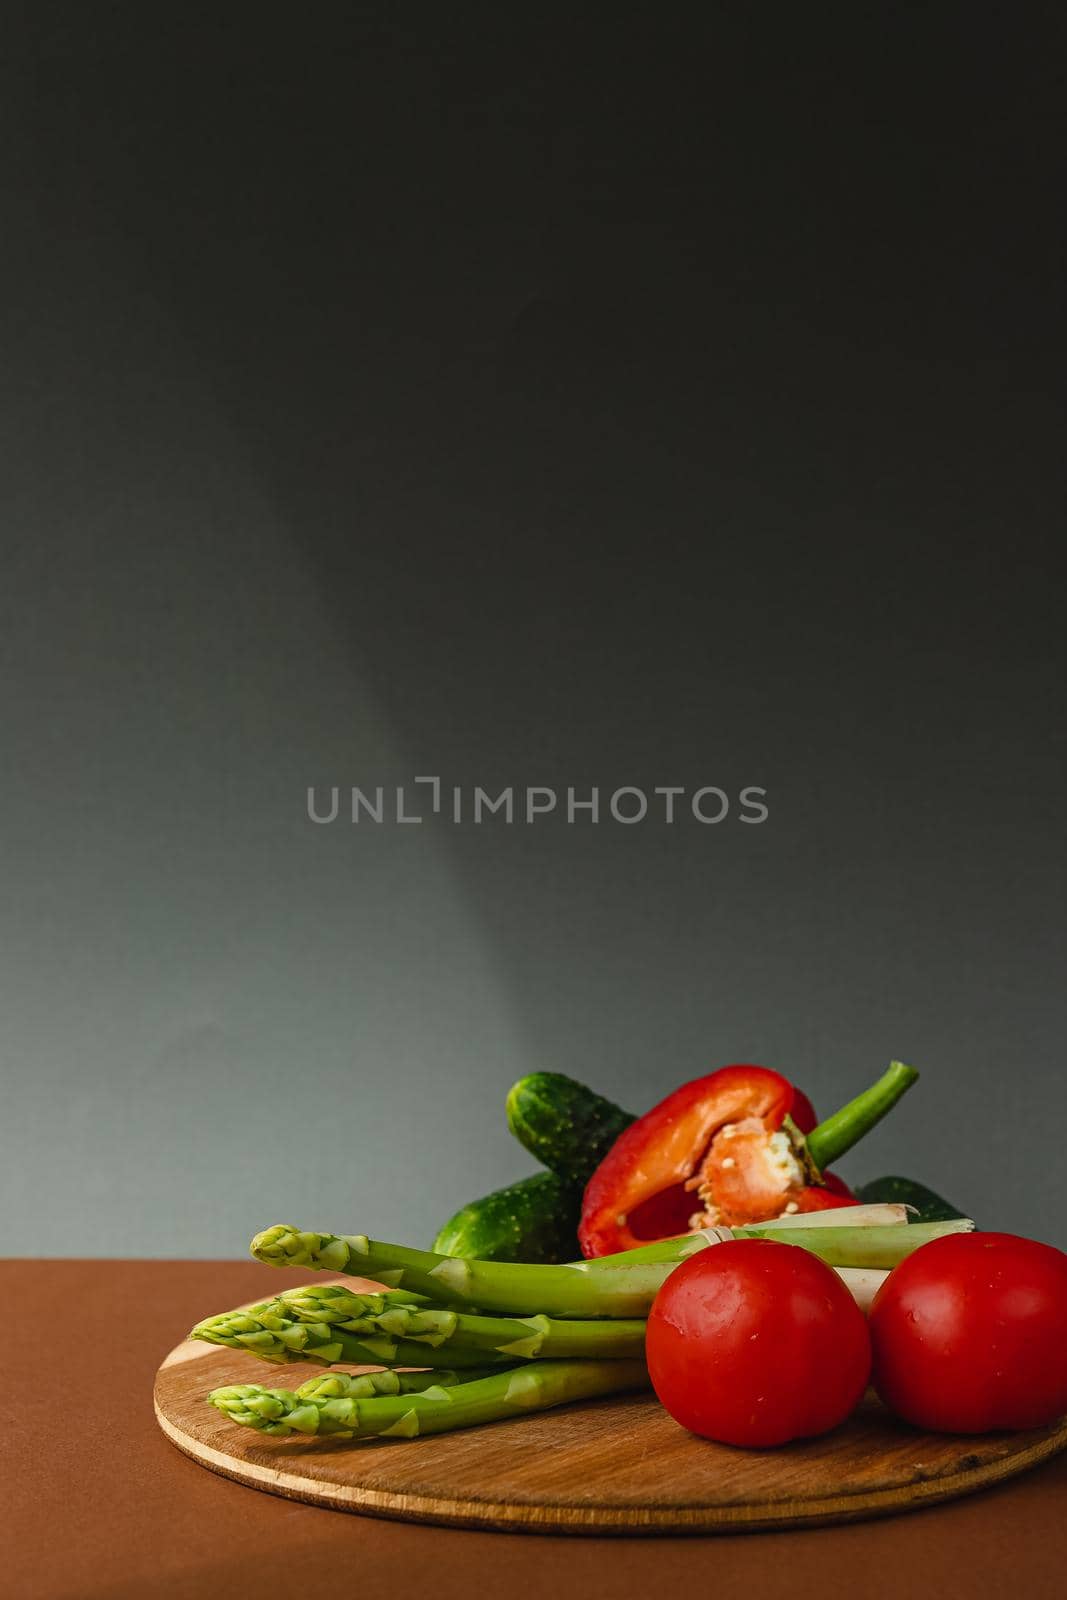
[746, 1220, 971, 1268]
[251, 1225, 671, 1317]
[277, 1283, 647, 1359]
[250, 1218, 971, 1318]
[575, 1202, 917, 1268]
[208, 1358, 650, 1440]
[189, 1301, 517, 1369]
[585, 1219, 972, 1272]
[577, 1214, 973, 1270]
[208, 1366, 507, 1433]
[295, 1367, 507, 1397]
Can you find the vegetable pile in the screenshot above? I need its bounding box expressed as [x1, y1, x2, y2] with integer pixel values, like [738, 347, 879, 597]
[192, 1207, 967, 1441]
[188, 1058, 1067, 1451]
[434, 1061, 965, 1263]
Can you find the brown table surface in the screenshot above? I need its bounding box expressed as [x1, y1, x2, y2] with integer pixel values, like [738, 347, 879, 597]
[6, 1260, 1067, 1599]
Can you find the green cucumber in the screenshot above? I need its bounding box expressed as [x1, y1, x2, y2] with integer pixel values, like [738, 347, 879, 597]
[432, 1171, 583, 1264]
[506, 1072, 635, 1188]
[856, 1174, 969, 1224]
[434, 1074, 635, 1263]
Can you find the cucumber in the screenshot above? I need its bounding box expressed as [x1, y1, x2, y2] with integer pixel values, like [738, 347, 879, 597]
[433, 1074, 635, 1264]
[856, 1174, 970, 1224]
[506, 1072, 635, 1188]
[432, 1171, 583, 1264]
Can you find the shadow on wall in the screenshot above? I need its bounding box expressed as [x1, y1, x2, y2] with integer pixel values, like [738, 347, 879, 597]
[3, 9, 1064, 1251]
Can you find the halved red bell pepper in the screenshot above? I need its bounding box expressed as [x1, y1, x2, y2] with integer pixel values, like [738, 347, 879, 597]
[579, 1060, 917, 1257]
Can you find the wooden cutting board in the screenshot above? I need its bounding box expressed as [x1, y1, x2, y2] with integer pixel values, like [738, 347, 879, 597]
[155, 1294, 1067, 1535]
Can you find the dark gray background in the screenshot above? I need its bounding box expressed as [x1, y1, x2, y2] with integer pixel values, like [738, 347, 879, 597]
[2, 7, 1063, 1254]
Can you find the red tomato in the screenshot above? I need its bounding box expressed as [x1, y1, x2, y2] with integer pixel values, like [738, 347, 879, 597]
[646, 1239, 871, 1447]
[870, 1232, 1067, 1433]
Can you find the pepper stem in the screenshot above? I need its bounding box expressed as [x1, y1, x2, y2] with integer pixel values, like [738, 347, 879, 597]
[805, 1060, 919, 1173]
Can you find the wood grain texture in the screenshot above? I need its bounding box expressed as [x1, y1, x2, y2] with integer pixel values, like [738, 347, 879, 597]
[155, 1305, 1067, 1536]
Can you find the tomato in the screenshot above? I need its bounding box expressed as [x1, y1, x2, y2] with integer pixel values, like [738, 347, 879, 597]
[646, 1239, 871, 1447]
[870, 1232, 1067, 1433]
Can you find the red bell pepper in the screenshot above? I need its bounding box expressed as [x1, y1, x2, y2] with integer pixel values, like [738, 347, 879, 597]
[579, 1061, 917, 1257]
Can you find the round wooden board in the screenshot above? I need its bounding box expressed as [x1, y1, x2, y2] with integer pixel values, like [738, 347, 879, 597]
[156, 1307, 1067, 1536]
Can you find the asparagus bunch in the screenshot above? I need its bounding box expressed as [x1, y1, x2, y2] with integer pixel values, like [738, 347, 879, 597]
[191, 1286, 646, 1366]
[249, 1215, 973, 1318]
[209, 1359, 649, 1441]
[190, 1299, 518, 1369]
[209, 1365, 509, 1434]
[277, 1283, 647, 1359]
